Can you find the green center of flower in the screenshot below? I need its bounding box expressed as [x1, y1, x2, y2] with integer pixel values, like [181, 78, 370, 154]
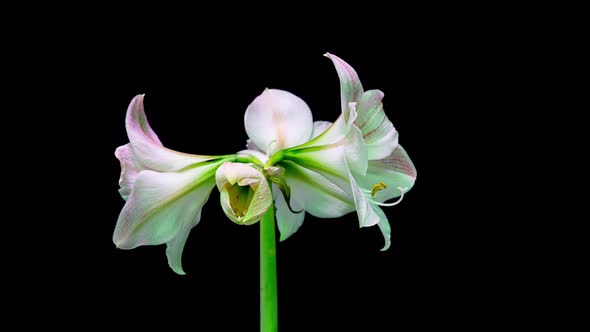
[225, 183, 256, 221]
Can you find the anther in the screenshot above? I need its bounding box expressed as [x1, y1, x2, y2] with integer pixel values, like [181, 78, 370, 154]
[370, 181, 388, 197]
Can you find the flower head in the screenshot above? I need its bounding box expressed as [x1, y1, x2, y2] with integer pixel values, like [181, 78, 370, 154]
[114, 53, 416, 274]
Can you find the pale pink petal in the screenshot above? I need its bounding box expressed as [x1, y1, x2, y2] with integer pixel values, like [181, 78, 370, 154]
[244, 89, 313, 154]
[125, 95, 216, 172]
[113, 160, 221, 250]
[355, 90, 399, 160]
[114, 144, 140, 200]
[355, 145, 417, 203]
[324, 53, 364, 112]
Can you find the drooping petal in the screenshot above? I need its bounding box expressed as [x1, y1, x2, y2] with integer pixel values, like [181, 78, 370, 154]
[244, 89, 313, 154]
[113, 160, 222, 250]
[311, 121, 333, 139]
[347, 163, 380, 227]
[324, 53, 364, 112]
[372, 204, 392, 251]
[165, 209, 201, 275]
[355, 90, 399, 160]
[356, 145, 417, 203]
[273, 184, 305, 241]
[216, 162, 272, 225]
[282, 160, 355, 218]
[125, 94, 218, 172]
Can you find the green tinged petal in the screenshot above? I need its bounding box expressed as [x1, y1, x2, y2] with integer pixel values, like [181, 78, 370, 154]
[372, 204, 392, 251]
[347, 164, 380, 227]
[356, 145, 417, 203]
[113, 158, 225, 276]
[266, 166, 300, 214]
[276, 100, 374, 227]
[280, 102, 360, 185]
[344, 116, 368, 176]
[324, 53, 364, 112]
[355, 90, 399, 160]
[282, 160, 355, 218]
[274, 185, 305, 241]
[311, 121, 333, 139]
[165, 209, 201, 275]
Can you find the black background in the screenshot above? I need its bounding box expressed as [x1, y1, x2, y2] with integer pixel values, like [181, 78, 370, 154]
[24, 15, 507, 330]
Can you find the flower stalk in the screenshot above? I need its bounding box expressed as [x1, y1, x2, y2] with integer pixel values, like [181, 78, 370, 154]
[260, 201, 278, 332]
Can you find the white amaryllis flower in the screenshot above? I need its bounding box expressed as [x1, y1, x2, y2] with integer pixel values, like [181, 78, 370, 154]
[113, 53, 416, 276]
[245, 54, 417, 250]
[321, 53, 417, 250]
[113, 95, 234, 274]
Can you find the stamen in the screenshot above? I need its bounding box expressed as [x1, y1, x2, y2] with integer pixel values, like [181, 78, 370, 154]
[370, 181, 388, 197]
[370, 187, 408, 207]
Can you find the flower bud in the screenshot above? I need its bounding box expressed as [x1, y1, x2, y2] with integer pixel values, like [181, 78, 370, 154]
[215, 162, 272, 225]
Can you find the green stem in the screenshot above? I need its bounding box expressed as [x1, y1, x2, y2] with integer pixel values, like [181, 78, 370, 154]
[260, 204, 278, 332]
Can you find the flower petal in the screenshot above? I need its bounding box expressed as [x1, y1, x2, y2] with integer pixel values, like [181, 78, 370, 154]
[324, 53, 364, 111]
[347, 164, 380, 227]
[287, 145, 376, 227]
[311, 121, 333, 139]
[216, 162, 261, 188]
[244, 89, 313, 154]
[357, 145, 417, 202]
[344, 115, 368, 176]
[282, 160, 355, 218]
[115, 144, 141, 200]
[355, 90, 399, 160]
[282, 113, 375, 226]
[125, 94, 217, 172]
[273, 184, 305, 241]
[284, 104, 357, 181]
[372, 204, 392, 251]
[113, 160, 222, 250]
[291, 99, 355, 151]
[165, 209, 201, 275]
